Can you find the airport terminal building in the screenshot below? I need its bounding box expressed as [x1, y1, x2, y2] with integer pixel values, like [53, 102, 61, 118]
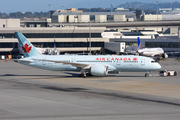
[0, 25, 108, 56]
[1, 18, 180, 57]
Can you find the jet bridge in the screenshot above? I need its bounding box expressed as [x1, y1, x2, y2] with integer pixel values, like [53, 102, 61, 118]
[104, 42, 125, 54]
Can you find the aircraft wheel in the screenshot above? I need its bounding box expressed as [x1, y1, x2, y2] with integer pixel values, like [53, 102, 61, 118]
[145, 73, 149, 77]
[86, 73, 93, 76]
[174, 71, 177, 76]
[168, 72, 171, 76]
[78, 74, 84, 77]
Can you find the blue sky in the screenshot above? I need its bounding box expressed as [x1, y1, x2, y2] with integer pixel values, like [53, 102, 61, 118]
[0, 0, 180, 13]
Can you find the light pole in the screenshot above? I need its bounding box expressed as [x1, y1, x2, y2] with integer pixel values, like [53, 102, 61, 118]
[49, 4, 51, 18]
[117, 5, 119, 21]
[62, 5, 64, 12]
[89, 0, 91, 55]
[117, 5, 119, 15]
[170, 3, 172, 20]
[156, 1, 159, 21]
[170, 3, 172, 11]
[111, 4, 113, 21]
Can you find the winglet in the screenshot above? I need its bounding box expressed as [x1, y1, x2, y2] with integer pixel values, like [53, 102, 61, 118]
[137, 37, 142, 50]
[15, 32, 41, 57]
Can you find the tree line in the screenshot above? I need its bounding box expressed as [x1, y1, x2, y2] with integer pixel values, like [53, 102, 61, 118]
[0, 11, 48, 19]
[1, 1, 179, 18]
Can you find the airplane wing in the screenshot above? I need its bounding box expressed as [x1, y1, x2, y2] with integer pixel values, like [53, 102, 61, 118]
[33, 59, 94, 69]
[14, 59, 34, 63]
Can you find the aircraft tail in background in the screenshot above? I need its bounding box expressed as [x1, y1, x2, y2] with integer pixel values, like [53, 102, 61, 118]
[15, 32, 41, 57]
[137, 37, 143, 50]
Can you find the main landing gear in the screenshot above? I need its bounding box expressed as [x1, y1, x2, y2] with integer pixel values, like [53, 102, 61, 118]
[79, 69, 93, 77]
[78, 73, 92, 77]
[79, 74, 84, 77]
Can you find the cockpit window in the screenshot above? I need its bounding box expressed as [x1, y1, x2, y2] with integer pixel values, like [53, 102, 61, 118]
[151, 61, 156, 63]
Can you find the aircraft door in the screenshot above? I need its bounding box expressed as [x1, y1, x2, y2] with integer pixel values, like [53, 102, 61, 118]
[42, 59, 46, 65]
[116, 60, 121, 70]
[71, 58, 76, 63]
[141, 59, 145, 66]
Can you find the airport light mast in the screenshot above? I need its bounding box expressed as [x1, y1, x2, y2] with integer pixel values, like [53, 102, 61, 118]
[117, 5, 119, 16]
[89, 0, 91, 55]
[156, 1, 159, 21]
[111, 4, 113, 21]
[49, 4, 51, 18]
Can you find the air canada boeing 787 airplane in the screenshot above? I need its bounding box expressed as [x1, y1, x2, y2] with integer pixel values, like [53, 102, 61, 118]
[15, 32, 161, 77]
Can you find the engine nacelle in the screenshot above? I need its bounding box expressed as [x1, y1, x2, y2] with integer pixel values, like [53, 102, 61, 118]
[162, 53, 168, 59]
[90, 66, 108, 76]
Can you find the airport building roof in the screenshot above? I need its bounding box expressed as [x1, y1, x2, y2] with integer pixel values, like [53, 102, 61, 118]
[53, 12, 135, 16]
[0, 27, 106, 33]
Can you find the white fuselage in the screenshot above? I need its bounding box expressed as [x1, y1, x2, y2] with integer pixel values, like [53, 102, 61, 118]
[138, 48, 164, 57]
[18, 55, 161, 73]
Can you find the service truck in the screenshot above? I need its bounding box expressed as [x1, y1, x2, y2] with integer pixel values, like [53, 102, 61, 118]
[159, 70, 178, 76]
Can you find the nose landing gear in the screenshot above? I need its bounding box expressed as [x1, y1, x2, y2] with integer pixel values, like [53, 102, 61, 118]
[145, 71, 150, 77]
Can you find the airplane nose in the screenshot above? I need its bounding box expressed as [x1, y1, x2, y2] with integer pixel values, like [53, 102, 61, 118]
[157, 63, 161, 69]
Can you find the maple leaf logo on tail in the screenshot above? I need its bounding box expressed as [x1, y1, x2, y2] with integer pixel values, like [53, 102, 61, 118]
[22, 43, 32, 53]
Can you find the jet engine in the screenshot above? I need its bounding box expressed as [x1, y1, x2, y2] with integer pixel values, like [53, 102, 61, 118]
[90, 66, 108, 76]
[161, 53, 168, 59]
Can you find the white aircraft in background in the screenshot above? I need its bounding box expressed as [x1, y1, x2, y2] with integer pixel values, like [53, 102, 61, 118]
[137, 37, 168, 59]
[15, 32, 161, 77]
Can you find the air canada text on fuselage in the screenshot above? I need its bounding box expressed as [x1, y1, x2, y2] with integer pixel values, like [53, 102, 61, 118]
[95, 57, 138, 61]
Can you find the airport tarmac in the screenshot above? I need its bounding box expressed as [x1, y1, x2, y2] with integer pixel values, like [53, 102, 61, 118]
[0, 58, 180, 120]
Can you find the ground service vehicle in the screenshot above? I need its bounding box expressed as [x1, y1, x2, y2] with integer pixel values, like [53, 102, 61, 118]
[159, 70, 178, 76]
